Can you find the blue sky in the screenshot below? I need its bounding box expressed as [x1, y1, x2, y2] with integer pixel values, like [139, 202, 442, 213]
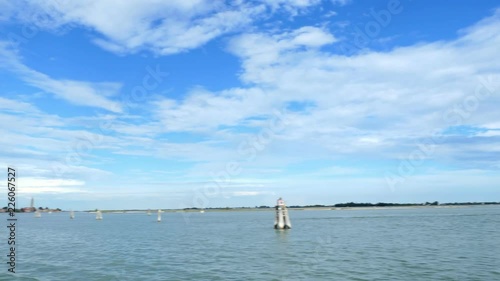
[1, 0, 499, 210]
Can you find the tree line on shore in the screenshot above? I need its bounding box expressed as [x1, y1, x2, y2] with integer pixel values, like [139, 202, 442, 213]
[287, 201, 500, 208]
[3, 202, 500, 213]
[1, 206, 62, 213]
[200, 201, 500, 209]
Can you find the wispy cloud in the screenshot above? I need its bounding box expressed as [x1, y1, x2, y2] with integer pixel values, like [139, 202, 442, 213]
[1, 4, 499, 209]
[0, 96, 40, 113]
[5, 0, 325, 55]
[19, 177, 86, 194]
[231, 191, 273, 196]
[0, 42, 123, 112]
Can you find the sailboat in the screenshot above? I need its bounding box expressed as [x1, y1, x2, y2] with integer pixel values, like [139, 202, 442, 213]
[96, 210, 103, 220]
[200, 209, 205, 213]
[147, 209, 151, 216]
[157, 209, 162, 222]
[70, 210, 75, 219]
[35, 210, 41, 218]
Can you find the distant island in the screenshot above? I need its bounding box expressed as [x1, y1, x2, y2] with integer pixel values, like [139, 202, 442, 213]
[0, 197, 62, 213]
[0, 206, 62, 213]
[291, 201, 500, 208]
[184, 201, 500, 210]
[2, 201, 499, 213]
[78, 201, 500, 213]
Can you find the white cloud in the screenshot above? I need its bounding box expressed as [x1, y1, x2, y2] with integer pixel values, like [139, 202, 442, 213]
[0, 42, 123, 112]
[27, 77, 123, 113]
[324, 11, 338, 18]
[0, 97, 40, 113]
[92, 4, 264, 55]
[1, 5, 500, 208]
[262, 0, 321, 8]
[81, 9, 500, 193]
[291, 26, 338, 46]
[19, 177, 86, 194]
[476, 130, 500, 137]
[6, 0, 324, 55]
[260, 0, 321, 15]
[231, 191, 271, 196]
[228, 26, 337, 84]
[22, 178, 85, 187]
[227, 11, 500, 140]
[330, 0, 352, 6]
[481, 121, 500, 130]
[153, 87, 276, 132]
[0, 0, 15, 21]
[147, 10, 500, 171]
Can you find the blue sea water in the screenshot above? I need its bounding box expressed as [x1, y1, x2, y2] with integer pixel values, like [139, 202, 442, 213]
[2, 206, 500, 280]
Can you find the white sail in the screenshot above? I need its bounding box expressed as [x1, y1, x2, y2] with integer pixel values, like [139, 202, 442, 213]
[147, 209, 151, 216]
[157, 209, 162, 222]
[35, 210, 41, 218]
[70, 210, 75, 219]
[96, 210, 103, 220]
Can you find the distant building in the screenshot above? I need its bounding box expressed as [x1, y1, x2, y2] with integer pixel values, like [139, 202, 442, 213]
[22, 197, 36, 212]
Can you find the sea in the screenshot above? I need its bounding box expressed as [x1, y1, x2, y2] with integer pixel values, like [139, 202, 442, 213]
[3, 205, 500, 281]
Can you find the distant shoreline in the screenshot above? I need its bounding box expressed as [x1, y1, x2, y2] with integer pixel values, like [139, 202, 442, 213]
[82, 202, 500, 213]
[6, 202, 498, 213]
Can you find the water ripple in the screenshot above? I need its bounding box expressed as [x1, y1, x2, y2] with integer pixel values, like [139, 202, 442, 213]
[6, 206, 500, 280]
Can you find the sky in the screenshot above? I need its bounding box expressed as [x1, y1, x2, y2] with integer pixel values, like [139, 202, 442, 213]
[0, 0, 499, 211]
